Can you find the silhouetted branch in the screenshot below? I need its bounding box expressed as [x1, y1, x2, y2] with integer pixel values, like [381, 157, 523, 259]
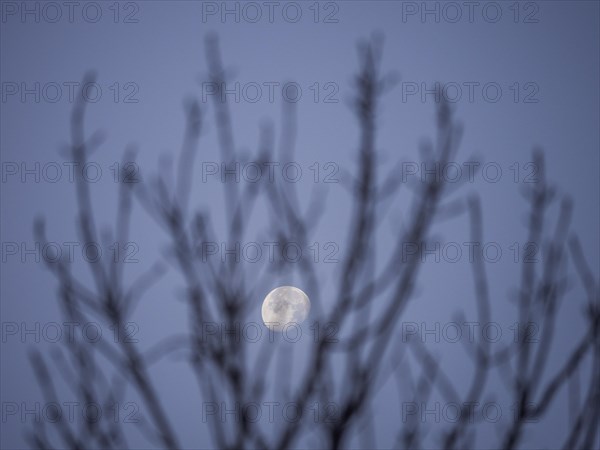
[31, 34, 600, 450]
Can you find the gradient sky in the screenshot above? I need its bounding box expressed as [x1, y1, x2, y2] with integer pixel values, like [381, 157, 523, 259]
[1, 1, 599, 448]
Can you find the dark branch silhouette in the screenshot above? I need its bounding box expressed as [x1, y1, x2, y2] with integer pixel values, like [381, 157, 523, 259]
[30, 35, 600, 450]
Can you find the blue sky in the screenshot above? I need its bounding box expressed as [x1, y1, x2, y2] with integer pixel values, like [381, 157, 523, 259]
[1, 1, 599, 448]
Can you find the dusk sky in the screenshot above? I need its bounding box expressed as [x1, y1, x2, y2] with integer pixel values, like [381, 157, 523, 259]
[1, 2, 599, 449]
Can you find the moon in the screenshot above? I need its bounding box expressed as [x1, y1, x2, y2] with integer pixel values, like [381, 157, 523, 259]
[261, 286, 310, 332]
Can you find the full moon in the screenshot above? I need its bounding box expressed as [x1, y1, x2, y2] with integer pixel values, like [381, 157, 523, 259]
[261, 286, 310, 332]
